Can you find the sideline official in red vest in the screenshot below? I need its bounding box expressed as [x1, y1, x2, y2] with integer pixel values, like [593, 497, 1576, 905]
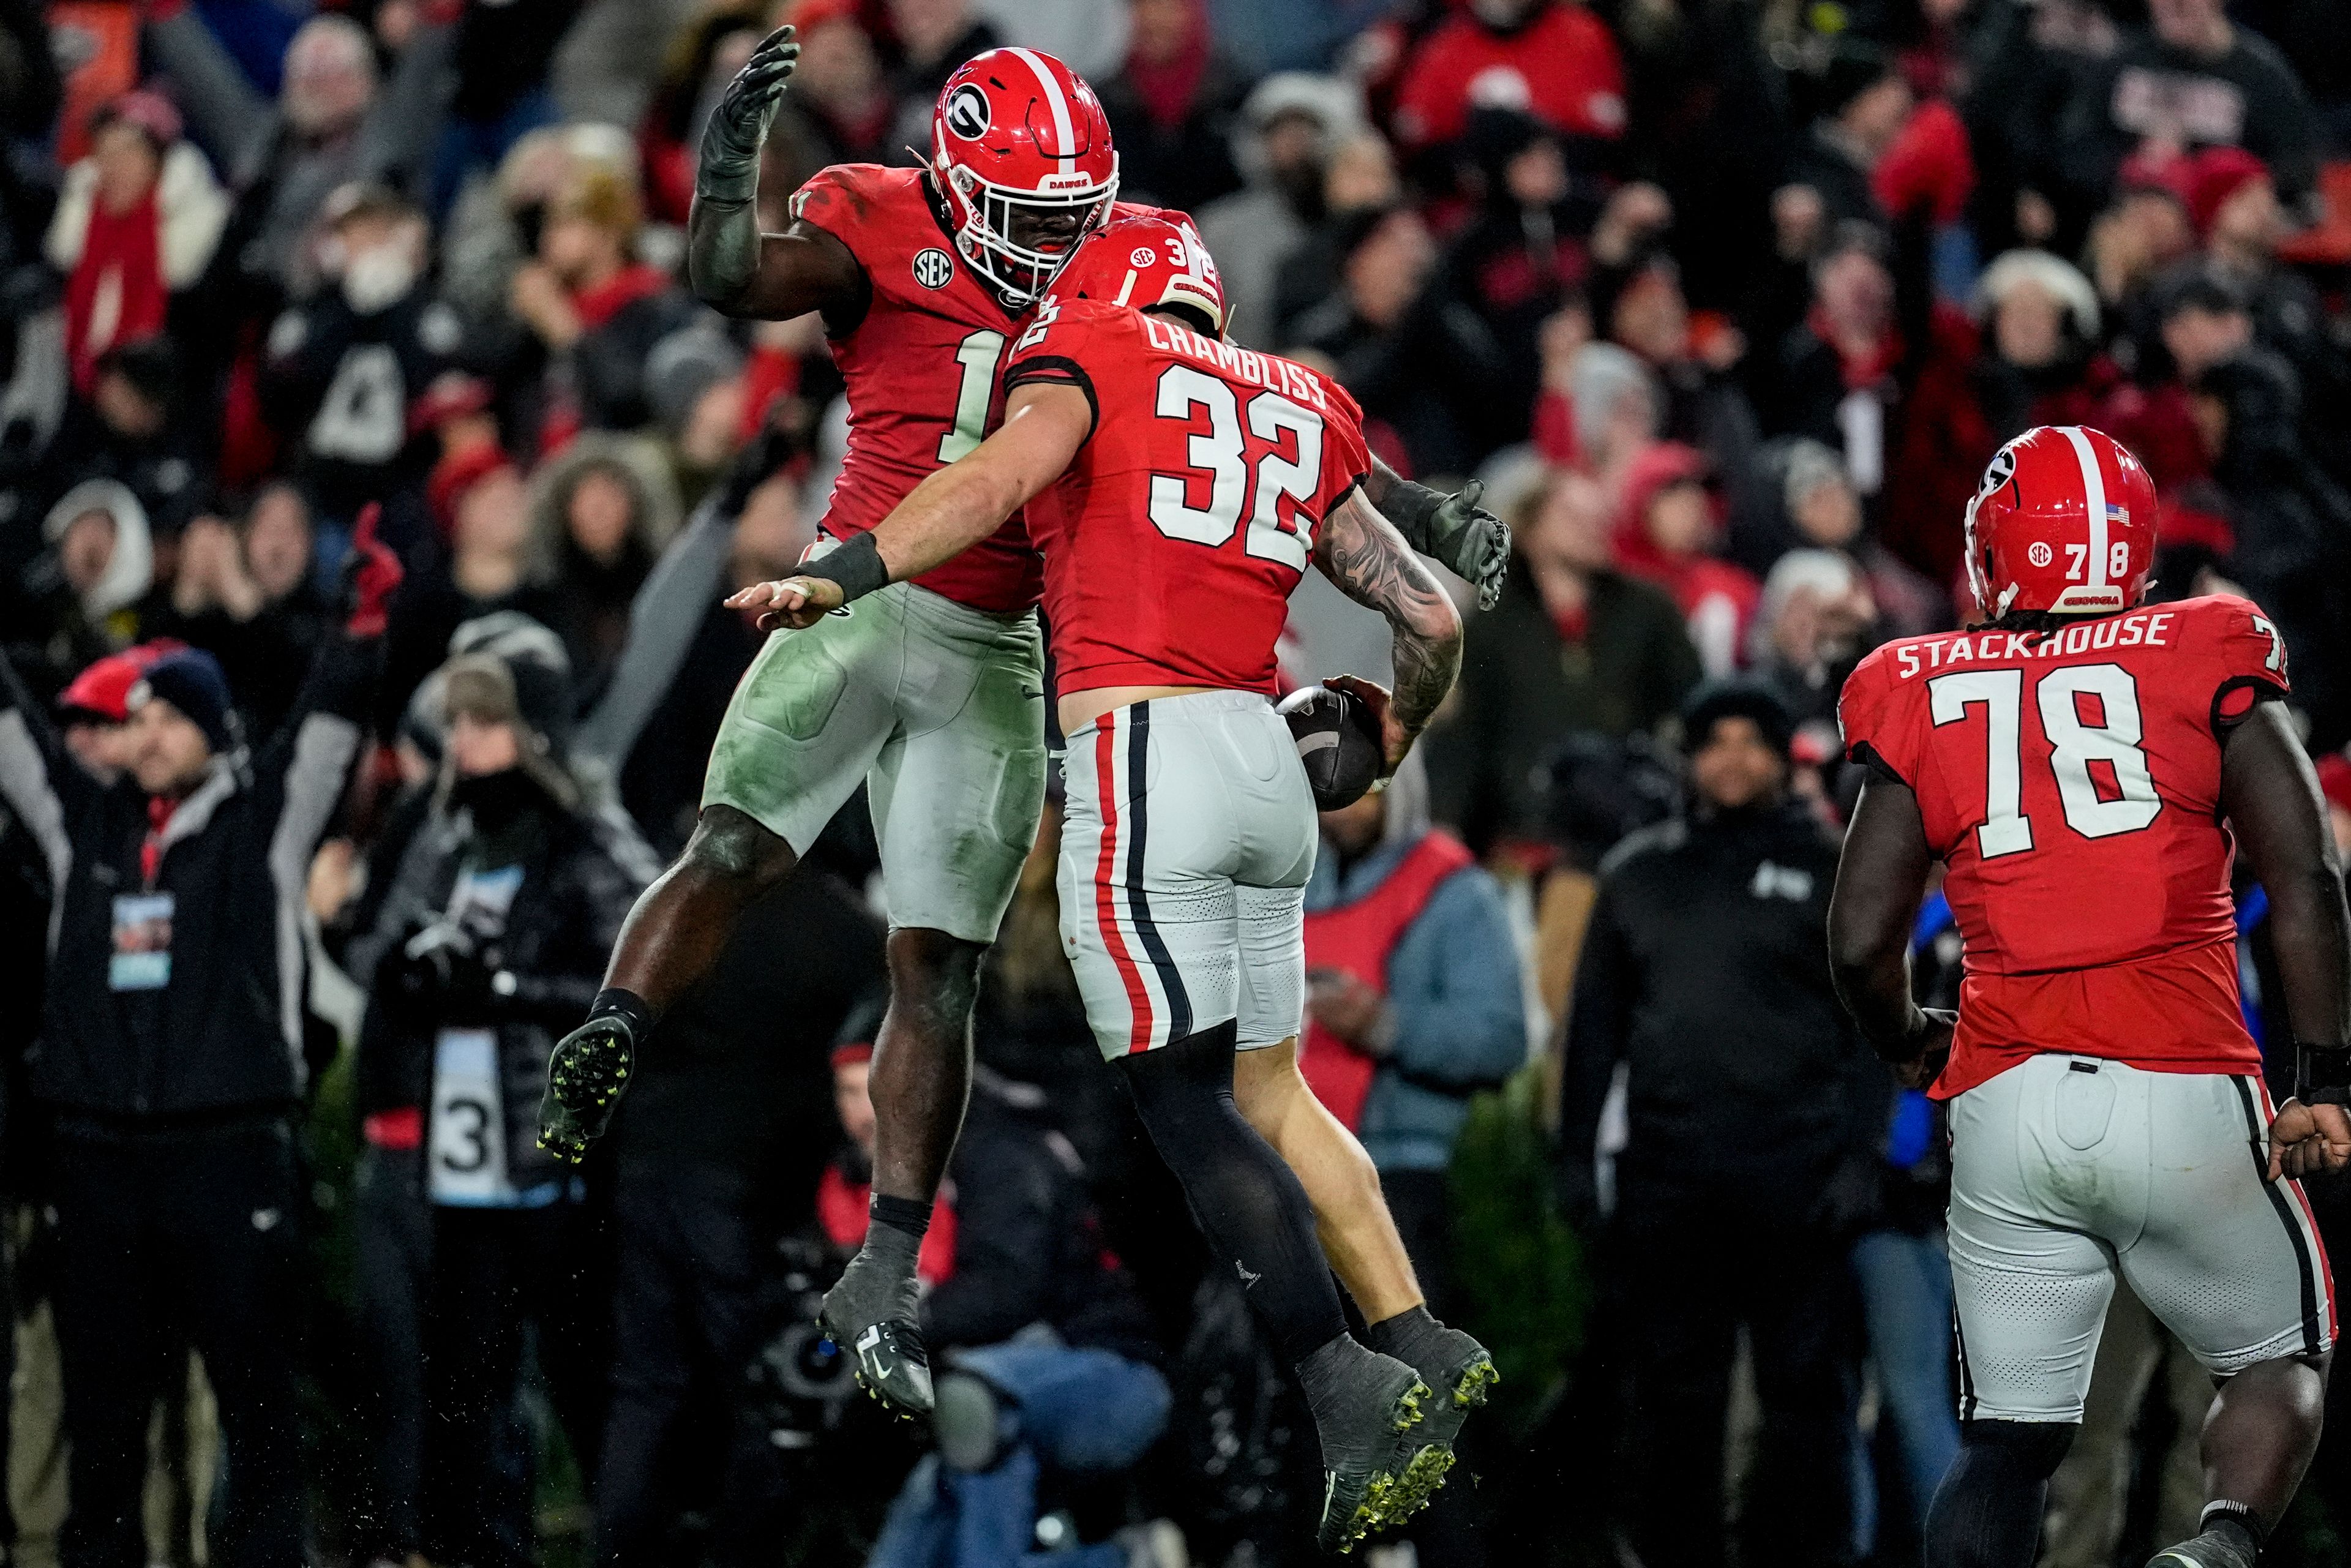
[1299, 752, 1528, 1314]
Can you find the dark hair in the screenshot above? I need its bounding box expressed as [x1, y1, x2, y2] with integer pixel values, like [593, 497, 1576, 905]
[2154, 261, 2250, 322]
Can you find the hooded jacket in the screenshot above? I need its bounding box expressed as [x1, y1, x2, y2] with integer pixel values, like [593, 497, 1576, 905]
[26, 479, 154, 673]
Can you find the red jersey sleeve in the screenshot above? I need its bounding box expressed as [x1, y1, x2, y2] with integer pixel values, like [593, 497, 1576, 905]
[1002, 296, 1120, 438]
[1319, 389, 1376, 512]
[787, 165, 874, 253]
[1839, 642, 1921, 787]
[2188, 593, 2292, 732]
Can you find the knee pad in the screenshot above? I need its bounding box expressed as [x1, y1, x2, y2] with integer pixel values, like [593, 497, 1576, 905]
[1960, 1418, 2078, 1481]
[932, 1370, 1014, 1472]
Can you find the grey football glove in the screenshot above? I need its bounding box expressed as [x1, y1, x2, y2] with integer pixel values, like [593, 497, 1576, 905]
[697, 25, 799, 207]
[1426, 480, 1510, 610]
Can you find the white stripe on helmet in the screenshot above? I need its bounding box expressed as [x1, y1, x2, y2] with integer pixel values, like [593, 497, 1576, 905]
[1006, 47, 1078, 178]
[2059, 426, 2109, 588]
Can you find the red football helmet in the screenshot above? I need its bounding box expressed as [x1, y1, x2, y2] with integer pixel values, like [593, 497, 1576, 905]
[1046, 214, 1226, 334]
[931, 48, 1119, 304]
[1963, 425, 2159, 619]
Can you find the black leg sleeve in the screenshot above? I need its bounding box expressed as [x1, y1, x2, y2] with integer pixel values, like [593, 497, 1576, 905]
[1924, 1419, 2079, 1568]
[1117, 1021, 1347, 1368]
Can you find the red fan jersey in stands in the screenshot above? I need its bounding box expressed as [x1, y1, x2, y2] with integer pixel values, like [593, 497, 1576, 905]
[1000, 297, 1374, 696]
[789, 165, 1171, 615]
[1839, 595, 2292, 1099]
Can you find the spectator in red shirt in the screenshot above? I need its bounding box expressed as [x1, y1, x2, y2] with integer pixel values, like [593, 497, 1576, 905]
[1392, 0, 1625, 155]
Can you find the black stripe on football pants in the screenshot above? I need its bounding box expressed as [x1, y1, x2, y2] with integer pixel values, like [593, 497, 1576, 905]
[1123, 702, 1191, 1041]
[2230, 1075, 2322, 1354]
[1952, 1298, 1976, 1423]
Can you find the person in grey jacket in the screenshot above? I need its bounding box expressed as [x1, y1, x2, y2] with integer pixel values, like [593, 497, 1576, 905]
[1300, 751, 1526, 1313]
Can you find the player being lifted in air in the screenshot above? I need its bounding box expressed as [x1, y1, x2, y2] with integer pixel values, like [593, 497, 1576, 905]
[533, 28, 1512, 1463]
[732, 217, 1490, 1553]
[1829, 426, 2351, 1568]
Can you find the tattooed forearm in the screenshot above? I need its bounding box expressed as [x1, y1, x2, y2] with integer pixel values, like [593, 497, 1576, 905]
[1316, 487, 1463, 738]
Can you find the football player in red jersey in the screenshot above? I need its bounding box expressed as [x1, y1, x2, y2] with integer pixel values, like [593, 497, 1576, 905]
[1828, 427, 2351, 1568]
[737, 218, 1485, 1552]
[537, 34, 1513, 1427]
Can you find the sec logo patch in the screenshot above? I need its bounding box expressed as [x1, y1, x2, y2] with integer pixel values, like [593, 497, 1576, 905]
[913, 249, 955, 289]
[945, 84, 989, 139]
[2028, 541, 2053, 568]
[1131, 246, 1157, 268]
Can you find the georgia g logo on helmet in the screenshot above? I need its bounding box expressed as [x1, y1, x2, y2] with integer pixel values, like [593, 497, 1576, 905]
[928, 48, 1120, 306]
[945, 84, 989, 140]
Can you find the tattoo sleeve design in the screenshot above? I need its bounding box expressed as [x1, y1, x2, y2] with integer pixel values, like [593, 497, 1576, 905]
[1316, 488, 1463, 741]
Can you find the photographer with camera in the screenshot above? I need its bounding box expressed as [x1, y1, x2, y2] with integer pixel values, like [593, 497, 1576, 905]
[820, 1023, 1171, 1568]
[350, 621, 653, 1568]
[0, 519, 397, 1568]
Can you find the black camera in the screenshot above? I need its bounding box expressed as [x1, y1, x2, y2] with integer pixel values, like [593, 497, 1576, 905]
[742, 1235, 859, 1447]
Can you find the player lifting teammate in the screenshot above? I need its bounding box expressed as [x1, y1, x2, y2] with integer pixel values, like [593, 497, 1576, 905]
[532, 31, 1511, 1447]
[1829, 426, 2351, 1568]
[734, 218, 1491, 1552]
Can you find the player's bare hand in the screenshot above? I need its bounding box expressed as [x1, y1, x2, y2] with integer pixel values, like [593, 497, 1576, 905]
[1895, 1008, 1956, 1090]
[1325, 674, 1406, 772]
[724, 574, 842, 631]
[2267, 1098, 2351, 1180]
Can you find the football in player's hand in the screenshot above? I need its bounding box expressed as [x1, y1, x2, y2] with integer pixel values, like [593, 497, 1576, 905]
[1277, 685, 1384, 811]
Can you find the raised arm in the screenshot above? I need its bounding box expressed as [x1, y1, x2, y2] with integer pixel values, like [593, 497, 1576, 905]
[1361, 456, 1510, 611]
[686, 28, 874, 324]
[2221, 702, 2351, 1175]
[685, 26, 871, 324]
[1313, 485, 1463, 768]
[726, 382, 1095, 628]
[1827, 773, 1953, 1086]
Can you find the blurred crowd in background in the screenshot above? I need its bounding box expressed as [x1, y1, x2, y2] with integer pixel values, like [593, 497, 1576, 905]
[2, 0, 2351, 1564]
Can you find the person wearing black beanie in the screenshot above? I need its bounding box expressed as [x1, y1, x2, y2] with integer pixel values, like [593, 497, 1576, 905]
[1555, 672, 1888, 1566]
[128, 645, 238, 762]
[0, 561, 395, 1568]
[1679, 676, 1798, 771]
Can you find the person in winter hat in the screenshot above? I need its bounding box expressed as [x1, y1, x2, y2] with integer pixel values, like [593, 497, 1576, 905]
[44, 91, 229, 391]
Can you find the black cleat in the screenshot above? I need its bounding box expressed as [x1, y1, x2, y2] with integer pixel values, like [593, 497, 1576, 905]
[1383, 1326, 1498, 1523]
[2148, 1530, 2257, 1568]
[820, 1248, 933, 1418]
[1302, 1340, 1430, 1554]
[538, 1014, 636, 1162]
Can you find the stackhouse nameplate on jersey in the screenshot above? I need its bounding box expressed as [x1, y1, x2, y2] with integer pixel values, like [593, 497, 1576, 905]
[1838, 594, 2289, 1098]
